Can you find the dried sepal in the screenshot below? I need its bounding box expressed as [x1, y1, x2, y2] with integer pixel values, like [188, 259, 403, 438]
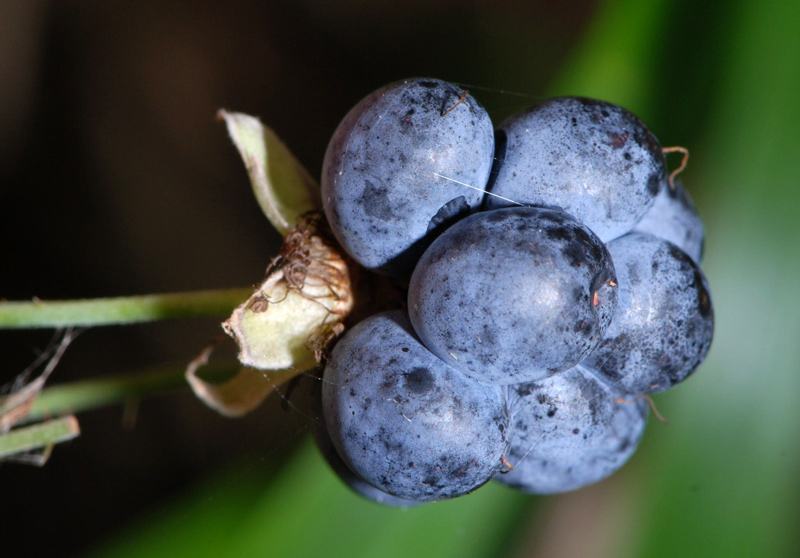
[0, 331, 80, 465]
[223, 214, 353, 372]
[1, 329, 77, 432]
[218, 110, 321, 235]
[185, 342, 297, 418]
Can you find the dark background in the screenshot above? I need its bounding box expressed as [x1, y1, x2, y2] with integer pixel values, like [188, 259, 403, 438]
[0, 1, 594, 555]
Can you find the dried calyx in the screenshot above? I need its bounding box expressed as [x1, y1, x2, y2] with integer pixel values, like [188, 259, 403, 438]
[223, 212, 353, 371]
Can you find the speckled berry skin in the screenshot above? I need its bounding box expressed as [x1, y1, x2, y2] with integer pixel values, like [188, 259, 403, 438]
[581, 233, 714, 395]
[322, 78, 495, 277]
[632, 180, 704, 264]
[485, 97, 665, 242]
[494, 365, 647, 495]
[312, 406, 422, 508]
[408, 206, 618, 385]
[322, 311, 510, 502]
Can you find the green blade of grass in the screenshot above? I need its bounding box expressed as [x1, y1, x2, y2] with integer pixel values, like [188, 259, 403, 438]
[26, 362, 239, 423]
[631, 0, 800, 556]
[0, 288, 251, 329]
[0, 415, 80, 461]
[86, 441, 532, 558]
[549, 0, 671, 110]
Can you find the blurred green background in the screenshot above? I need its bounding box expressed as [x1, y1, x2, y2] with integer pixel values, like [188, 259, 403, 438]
[2, 0, 799, 556]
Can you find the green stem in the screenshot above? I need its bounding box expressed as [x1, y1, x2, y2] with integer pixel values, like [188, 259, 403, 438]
[26, 362, 239, 422]
[0, 288, 252, 329]
[0, 416, 80, 460]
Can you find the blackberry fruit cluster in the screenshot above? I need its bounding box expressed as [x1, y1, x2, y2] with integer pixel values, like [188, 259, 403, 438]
[317, 78, 714, 505]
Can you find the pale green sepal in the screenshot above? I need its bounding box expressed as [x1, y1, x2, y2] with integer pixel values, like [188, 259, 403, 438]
[218, 110, 321, 235]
